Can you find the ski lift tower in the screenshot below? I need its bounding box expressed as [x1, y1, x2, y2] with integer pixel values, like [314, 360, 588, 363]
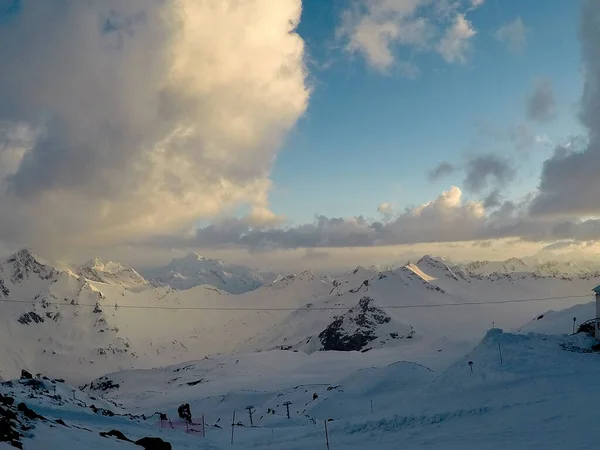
[593, 285, 600, 340]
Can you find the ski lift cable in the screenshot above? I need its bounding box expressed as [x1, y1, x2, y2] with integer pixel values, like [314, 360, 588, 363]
[0, 294, 592, 311]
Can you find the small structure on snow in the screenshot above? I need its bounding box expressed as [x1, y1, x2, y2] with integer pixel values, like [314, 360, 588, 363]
[594, 285, 600, 340]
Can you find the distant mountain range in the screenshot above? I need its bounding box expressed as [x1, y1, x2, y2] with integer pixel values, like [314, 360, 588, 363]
[1, 249, 599, 383]
[141, 252, 278, 294]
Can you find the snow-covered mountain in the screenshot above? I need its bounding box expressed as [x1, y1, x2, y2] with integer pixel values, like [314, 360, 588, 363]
[462, 257, 529, 275]
[75, 258, 150, 292]
[460, 257, 600, 278]
[143, 252, 277, 294]
[2, 252, 600, 449]
[1, 250, 599, 385]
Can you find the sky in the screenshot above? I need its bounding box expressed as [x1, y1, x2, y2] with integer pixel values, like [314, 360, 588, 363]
[0, 0, 599, 271]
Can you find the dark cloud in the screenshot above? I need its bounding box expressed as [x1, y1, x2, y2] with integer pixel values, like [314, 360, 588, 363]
[428, 161, 456, 180]
[463, 154, 515, 193]
[530, 1, 600, 217]
[526, 79, 556, 122]
[483, 189, 502, 209]
[510, 124, 535, 150]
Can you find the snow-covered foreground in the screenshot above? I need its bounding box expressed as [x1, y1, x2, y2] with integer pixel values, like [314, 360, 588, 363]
[3, 328, 600, 449]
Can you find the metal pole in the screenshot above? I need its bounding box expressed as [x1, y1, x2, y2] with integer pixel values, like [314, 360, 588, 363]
[246, 406, 254, 426]
[284, 401, 291, 419]
[370, 400, 373, 414]
[202, 413, 205, 438]
[324, 420, 330, 450]
[231, 411, 236, 445]
[498, 342, 503, 364]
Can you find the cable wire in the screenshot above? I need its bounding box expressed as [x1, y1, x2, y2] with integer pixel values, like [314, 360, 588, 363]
[0, 294, 592, 312]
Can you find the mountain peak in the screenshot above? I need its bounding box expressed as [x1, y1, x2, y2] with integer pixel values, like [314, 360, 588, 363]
[6, 248, 39, 264]
[77, 258, 148, 290]
[3, 249, 58, 284]
[82, 258, 130, 273]
[145, 254, 272, 294]
[416, 255, 445, 267]
[181, 252, 209, 262]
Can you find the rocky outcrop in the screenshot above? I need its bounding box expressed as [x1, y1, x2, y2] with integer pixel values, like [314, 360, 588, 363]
[3, 250, 58, 284]
[135, 436, 172, 450]
[0, 398, 46, 449]
[317, 297, 414, 352]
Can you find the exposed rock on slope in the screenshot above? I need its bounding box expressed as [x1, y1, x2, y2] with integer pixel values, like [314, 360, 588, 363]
[303, 297, 415, 352]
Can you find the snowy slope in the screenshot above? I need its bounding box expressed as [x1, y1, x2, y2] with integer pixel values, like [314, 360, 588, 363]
[68, 328, 600, 450]
[143, 252, 277, 293]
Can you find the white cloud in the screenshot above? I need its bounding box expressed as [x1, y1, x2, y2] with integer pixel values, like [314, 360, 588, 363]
[377, 202, 395, 221]
[495, 17, 528, 54]
[0, 0, 309, 256]
[339, 0, 432, 72]
[436, 14, 476, 63]
[338, 1, 478, 73]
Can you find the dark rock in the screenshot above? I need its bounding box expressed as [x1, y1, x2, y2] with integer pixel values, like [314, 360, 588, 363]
[99, 430, 133, 442]
[0, 396, 14, 406]
[0, 279, 9, 297]
[22, 379, 45, 391]
[90, 405, 115, 417]
[318, 297, 395, 352]
[20, 370, 33, 380]
[0, 407, 21, 445]
[134, 437, 172, 450]
[88, 377, 119, 392]
[10, 440, 23, 449]
[16, 403, 45, 421]
[177, 403, 192, 423]
[0, 407, 17, 421]
[55, 419, 68, 427]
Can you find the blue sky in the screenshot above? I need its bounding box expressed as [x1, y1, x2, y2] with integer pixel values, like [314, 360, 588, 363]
[270, 0, 584, 223]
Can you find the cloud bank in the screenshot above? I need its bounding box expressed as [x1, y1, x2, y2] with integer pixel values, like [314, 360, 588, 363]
[529, 0, 600, 217]
[0, 0, 309, 253]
